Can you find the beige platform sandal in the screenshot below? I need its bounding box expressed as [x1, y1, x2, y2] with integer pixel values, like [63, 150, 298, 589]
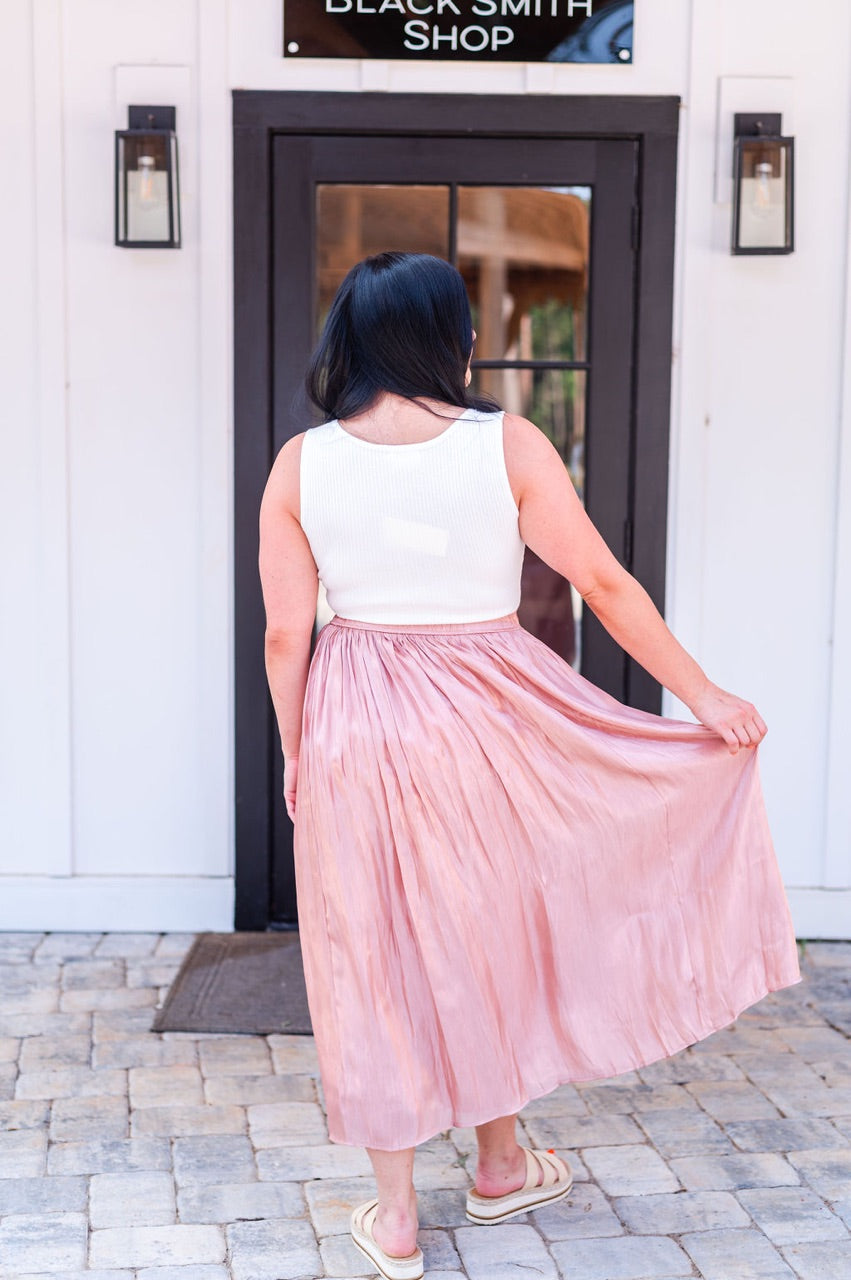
[466, 1147, 574, 1225]
[350, 1199, 425, 1280]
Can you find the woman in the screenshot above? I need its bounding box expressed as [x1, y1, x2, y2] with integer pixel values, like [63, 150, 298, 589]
[259, 252, 801, 1280]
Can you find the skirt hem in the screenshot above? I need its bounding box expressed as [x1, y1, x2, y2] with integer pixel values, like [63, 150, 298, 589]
[324, 970, 804, 1150]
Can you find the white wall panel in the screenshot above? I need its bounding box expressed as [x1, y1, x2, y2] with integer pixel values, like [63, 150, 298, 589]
[702, 0, 850, 888]
[60, 2, 229, 878]
[665, 0, 851, 907]
[824, 43, 851, 900]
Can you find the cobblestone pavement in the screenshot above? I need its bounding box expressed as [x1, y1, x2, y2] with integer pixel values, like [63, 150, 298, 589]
[0, 933, 849, 1280]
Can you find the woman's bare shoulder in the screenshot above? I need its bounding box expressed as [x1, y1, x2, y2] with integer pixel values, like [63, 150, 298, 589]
[502, 412, 562, 489]
[263, 431, 308, 519]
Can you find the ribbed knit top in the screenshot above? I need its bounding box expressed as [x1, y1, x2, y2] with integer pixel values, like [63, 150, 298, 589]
[299, 407, 525, 624]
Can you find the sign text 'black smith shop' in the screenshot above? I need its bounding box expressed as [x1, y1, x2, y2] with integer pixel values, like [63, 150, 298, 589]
[283, 0, 634, 61]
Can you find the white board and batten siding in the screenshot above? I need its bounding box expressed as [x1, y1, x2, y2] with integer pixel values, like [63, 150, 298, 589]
[1, 0, 849, 935]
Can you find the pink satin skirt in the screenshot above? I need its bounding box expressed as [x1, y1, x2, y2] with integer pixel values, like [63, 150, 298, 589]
[293, 614, 801, 1150]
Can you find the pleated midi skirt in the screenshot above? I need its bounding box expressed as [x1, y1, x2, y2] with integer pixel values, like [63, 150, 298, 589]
[293, 614, 802, 1151]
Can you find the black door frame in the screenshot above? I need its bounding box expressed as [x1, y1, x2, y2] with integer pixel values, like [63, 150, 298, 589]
[233, 91, 680, 930]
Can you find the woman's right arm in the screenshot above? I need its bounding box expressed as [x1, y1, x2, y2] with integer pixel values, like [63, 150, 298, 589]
[259, 433, 319, 818]
[502, 413, 766, 754]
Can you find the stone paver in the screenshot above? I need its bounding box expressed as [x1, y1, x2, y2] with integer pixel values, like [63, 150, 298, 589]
[0, 1175, 87, 1214]
[15, 1066, 127, 1101]
[736, 1186, 849, 1244]
[247, 1099, 328, 1146]
[204, 1071, 315, 1104]
[178, 1179, 304, 1223]
[19, 1033, 91, 1068]
[94, 1036, 198, 1068]
[305, 1175, 384, 1235]
[0, 1212, 88, 1273]
[172, 1134, 257, 1185]
[582, 1142, 680, 1196]
[636, 1106, 732, 1156]
[534, 1182, 624, 1239]
[668, 1150, 800, 1190]
[199, 1037, 272, 1077]
[681, 1226, 796, 1278]
[226, 1218, 320, 1279]
[685, 1079, 782, 1121]
[131, 1103, 246, 1137]
[780, 1239, 851, 1279]
[613, 1188, 751, 1234]
[49, 1094, 128, 1142]
[548, 1234, 693, 1278]
[522, 1110, 645, 1150]
[0, 930, 847, 1280]
[12, 1272, 133, 1280]
[130, 1064, 205, 1107]
[638, 1051, 746, 1083]
[138, 1269, 230, 1280]
[455, 1223, 559, 1278]
[257, 1142, 373, 1181]
[89, 1223, 226, 1269]
[47, 1136, 171, 1175]
[89, 1170, 176, 1228]
[725, 1117, 848, 1151]
[579, 1082, 698, 1113]
[0, 1128, 47, 1176]
[785, 1145, 851, 1198]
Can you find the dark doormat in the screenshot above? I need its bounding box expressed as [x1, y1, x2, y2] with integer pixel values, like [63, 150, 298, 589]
[152, 932, 313, 1035]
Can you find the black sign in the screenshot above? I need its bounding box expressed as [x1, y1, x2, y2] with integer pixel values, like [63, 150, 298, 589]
[284, 0, 633, 62]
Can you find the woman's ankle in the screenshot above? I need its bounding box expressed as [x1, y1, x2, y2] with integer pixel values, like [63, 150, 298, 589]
[474, 1144, 527, 1194]
[373, 1194, 419, 1257]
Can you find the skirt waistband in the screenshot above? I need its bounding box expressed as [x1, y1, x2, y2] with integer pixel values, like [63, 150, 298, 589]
[328, 613, 520, 636]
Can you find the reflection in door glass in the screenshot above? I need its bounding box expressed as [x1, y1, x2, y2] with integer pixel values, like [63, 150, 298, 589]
[315, 185, 450, 332]
[458, 188, 591, 670]
[470, 368, 587, 669]
[458, 186, 590, 365]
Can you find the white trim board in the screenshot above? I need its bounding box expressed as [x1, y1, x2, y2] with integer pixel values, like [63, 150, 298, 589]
[786, 888, 851, 941]
[824, 51, 851, 892]
[0, 876, 234, 932]
[0, 879, 843, 939]
[32, 0, 73, 873]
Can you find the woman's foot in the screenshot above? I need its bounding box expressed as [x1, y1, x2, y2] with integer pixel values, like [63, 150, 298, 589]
[371, 1195, 419, 1258]
[468, 1148, 573, 1225]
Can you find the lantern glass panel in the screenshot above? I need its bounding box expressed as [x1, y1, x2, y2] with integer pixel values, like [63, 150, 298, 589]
[123, 133, 171, 244]
[169, 134, 181, 246]
[736, 138, 791, 252]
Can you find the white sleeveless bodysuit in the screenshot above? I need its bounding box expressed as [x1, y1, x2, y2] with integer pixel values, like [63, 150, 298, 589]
[299, 407, 524, 624]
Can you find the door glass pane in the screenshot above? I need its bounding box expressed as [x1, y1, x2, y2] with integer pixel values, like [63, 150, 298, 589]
[458, 186, 591, 365]
[316, 184, 450, 332]
[469, 366, 587, 670]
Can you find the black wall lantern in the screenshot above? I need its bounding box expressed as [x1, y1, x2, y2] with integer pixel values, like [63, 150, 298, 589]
[115, 105, 181, 249]
[732, 113, 794, 255]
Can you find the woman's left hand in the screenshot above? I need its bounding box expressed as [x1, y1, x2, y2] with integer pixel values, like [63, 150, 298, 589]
[284, 755, 299, 821]
[688, 683, 767, 754]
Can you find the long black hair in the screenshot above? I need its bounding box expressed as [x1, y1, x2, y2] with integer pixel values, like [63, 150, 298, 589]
[305, 252, 499, 420]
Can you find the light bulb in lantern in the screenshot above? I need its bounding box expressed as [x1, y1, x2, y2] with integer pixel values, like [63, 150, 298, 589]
[138, 155, 156, 204]
[752, 161, 773, 218]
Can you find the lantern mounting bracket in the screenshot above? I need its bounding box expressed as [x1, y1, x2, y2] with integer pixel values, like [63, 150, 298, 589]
[127, 105, 176, 132]
[733, 113, 782, 142]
